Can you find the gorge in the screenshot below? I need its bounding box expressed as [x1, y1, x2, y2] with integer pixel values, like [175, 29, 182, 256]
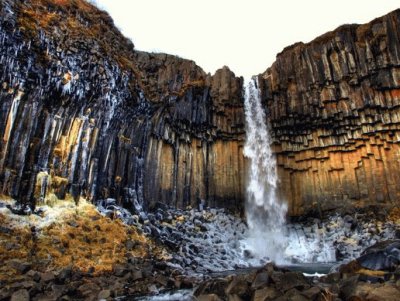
[1, 0, 400, 300]
[1, 0, 400, 217]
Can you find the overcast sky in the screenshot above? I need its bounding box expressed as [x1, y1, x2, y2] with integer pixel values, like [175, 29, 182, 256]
[94, 0, 399, 79]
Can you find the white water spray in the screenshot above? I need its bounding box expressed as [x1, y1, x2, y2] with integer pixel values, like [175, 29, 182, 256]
[243, 78, 288, 264]
[242, 79, 336, 265]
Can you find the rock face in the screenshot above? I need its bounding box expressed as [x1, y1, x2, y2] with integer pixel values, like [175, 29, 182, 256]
[1, 0, 400, 216]
[0, 0, 245, 211]
[259, 9, 400, 215]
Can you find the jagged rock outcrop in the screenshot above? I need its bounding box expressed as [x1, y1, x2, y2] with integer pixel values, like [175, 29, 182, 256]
[0, 0, 245, 211]
[259, 9, 400, 215]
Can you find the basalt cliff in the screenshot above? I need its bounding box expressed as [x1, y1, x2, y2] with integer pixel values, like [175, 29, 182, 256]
[259, 9, 400, 215]
[0, 0, 399, 216]
[0, 0, 245, 212]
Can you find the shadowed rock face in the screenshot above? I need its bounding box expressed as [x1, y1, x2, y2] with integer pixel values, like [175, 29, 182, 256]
[0, 0, 245, 211]
[259, 9, 400, 215]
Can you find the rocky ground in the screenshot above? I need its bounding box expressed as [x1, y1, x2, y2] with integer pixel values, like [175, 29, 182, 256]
[98, 198, 400, 273]
[194, 256, 400, 301]
[1, 197, 400, 300]
[0, 197, 182, 300]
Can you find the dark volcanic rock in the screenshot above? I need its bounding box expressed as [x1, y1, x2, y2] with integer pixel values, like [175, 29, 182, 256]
[0, 0, 245, 213]
[259, 9, 400, 216]
[10, 289, 30, 301]
[1, 0, 400, 218]
[194, 264, 316, 301]
[271, 271, 310, 292]
[357, 239, 400, 271]
[194, 255, 400, 301]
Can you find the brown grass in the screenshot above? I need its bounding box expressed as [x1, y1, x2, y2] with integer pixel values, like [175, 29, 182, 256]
[388, 207, 400, 222]
[39, 202, 149, 274]
[0, 214, 33, 282]
[16, 0, 138, 74]
[0, 200, 152, 283]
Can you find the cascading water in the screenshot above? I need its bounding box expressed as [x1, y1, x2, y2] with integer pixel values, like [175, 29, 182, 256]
[243, 78, 288, 264]
[242, 79, 336, 265]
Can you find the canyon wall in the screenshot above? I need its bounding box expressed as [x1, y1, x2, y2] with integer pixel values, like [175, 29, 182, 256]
[0, 0, 245, 211]
[1, 0, 399, 216]
[259, 9, 400, 215]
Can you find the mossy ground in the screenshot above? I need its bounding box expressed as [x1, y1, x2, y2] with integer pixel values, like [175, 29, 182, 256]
[0, 198, 154, 284]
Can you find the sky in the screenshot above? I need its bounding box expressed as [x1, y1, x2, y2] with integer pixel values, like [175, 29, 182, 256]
[94, 0, 399, 79]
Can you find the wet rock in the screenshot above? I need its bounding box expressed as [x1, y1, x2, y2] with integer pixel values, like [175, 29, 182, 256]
[300, 286, 322, 300]
[357, 239, 400, 271]
[271, 271, 310, 292]
[225, 275, 250, 296]
[280, 288, 309, 301]
[253, 286, 281, 301]
[193, 262, 359, 301]
[10, 289, 30, 301]
[362, 284, 400, 301]
[251, 271, 269, 290]
[196, 294, 223, 301]
[194, 278, 229, 298]
[338, 275, 360, 300]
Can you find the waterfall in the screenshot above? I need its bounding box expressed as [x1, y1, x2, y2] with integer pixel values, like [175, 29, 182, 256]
[243, 78, 288, 264]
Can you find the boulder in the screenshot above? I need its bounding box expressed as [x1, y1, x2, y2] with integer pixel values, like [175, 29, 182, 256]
[77, 282, 101, 297]
[196, 294, 223, 301]
[271, 271, 310, 292]
[40, 271, 55, 283]
[10, 289, 30, 301]
[251, 271, 269, 290]
[366, 284, 400, 301]
[98, 289, 111, 300]
[253, 287, 281, 301]
[225, 275, 250, 296]
[357, 240, 400, 271]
